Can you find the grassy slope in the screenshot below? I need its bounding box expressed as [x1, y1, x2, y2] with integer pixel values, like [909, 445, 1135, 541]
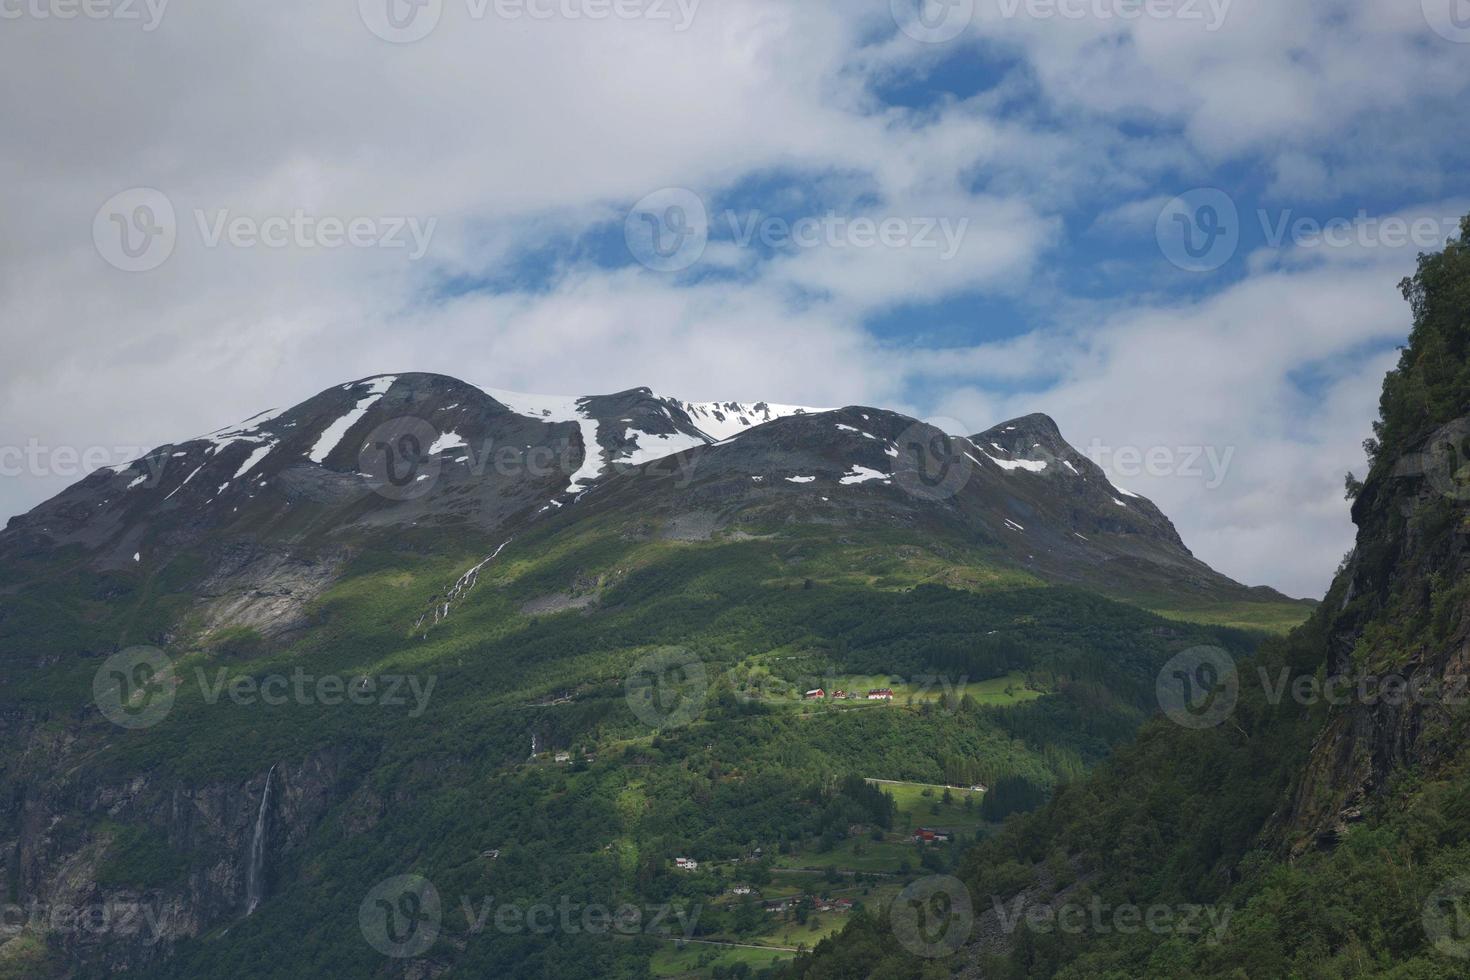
[1, 504, 1289, 978]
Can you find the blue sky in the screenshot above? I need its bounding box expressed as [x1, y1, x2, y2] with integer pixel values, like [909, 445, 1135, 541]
[1, 0, 1468, 595]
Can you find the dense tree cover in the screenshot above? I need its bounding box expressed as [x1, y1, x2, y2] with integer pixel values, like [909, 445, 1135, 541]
[789, 214, 1470, 979]
[34, 532, 1252, 978]
[979, 774, 1051, 822]
[1368, 214, 1470, 468]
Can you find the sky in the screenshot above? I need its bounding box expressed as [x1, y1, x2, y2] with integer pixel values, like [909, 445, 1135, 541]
[2, 0, 1468, 598]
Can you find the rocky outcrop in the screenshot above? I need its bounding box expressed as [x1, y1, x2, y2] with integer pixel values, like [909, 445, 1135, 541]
[0, 724, 351, 975]
[1281, 416, 1470, 852]
[196, 542, 347, 641]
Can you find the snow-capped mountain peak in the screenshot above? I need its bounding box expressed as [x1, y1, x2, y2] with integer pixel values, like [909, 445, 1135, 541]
[674, 400, 829, 442]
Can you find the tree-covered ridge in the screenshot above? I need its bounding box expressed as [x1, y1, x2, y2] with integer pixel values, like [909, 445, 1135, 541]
[1369, 214, 1470, 470]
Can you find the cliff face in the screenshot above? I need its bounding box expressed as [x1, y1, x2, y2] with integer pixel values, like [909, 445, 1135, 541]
[0, 712, 349, 975]
[1276, 220, 1470, 852]
[1282, 415, 1470, 851]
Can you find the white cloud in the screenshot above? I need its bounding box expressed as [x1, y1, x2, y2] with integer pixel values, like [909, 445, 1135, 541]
[0, 0, 1464, 603]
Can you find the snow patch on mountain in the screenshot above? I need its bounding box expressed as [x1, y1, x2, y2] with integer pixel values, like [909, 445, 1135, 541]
[988, 455, 1048, 473]
[308, 376, 396, 464]
[164, 464, 204, 501]
[233, 445, 274, 480]
[429, 431, 467, 455]
[678, 400, 827, 441]
[618, 431, 706, 467]
[840, 465, 889, 486]
[482, 387, 603, 494]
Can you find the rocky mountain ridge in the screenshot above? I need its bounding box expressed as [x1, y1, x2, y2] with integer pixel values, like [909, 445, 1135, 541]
[1, 373, 1296, 617]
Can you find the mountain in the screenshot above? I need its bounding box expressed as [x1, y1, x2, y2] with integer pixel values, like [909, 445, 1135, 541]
[0, 375, 1309, 978]
[787, 215, 1470, 980]
[2, 373, 1299, 635]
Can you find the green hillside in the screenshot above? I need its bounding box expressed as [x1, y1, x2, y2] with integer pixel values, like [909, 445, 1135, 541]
[1, 505, 1277, 979]
[786, 216, 1470, 980]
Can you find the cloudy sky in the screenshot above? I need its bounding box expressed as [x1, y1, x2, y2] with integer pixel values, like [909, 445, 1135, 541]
[2, 0, 1468, 597]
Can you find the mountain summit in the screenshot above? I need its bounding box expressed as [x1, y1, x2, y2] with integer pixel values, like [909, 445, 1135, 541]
[3, 374, 1295, 627]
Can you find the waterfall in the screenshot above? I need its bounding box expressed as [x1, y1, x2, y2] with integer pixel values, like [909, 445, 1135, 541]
[245, 764, 276, 916]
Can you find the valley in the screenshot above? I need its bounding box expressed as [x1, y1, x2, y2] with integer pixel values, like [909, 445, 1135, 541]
[0, 374, 1302, 978]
